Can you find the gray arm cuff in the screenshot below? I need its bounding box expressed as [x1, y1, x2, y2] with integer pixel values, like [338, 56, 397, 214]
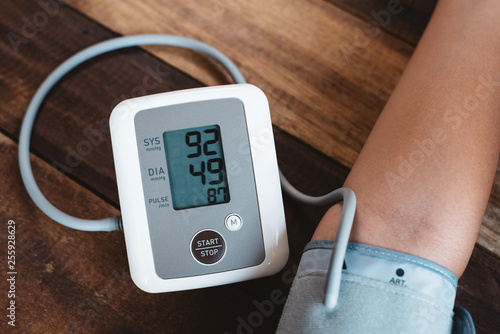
[277, 241, 475, 334]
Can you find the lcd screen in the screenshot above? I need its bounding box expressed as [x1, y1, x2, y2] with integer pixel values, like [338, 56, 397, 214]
[163, 124, 230, 210]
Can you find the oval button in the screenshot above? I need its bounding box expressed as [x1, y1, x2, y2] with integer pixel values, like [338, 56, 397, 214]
[191, 230, 225, 265]
[225, 213, 243, 231]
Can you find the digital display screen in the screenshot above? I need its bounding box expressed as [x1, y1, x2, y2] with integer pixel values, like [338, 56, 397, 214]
[163, 125, 230, 210]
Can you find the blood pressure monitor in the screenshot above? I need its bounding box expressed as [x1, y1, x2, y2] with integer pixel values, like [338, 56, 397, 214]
[110, 84, 288, 292]
[20, 35, 351, 302]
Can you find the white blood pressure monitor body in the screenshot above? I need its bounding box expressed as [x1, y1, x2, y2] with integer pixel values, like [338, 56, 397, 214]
[110, 84, 288, 293]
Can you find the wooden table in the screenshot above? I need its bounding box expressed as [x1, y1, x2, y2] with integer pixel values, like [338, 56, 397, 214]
[1, 0, 499, 333]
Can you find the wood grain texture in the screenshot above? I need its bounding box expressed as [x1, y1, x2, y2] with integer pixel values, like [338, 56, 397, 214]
[326, 0, 437, 46]
[479, 159, 500, 256]
[456, 245, 500, 334]
[65, 0, 413, 169]
[1, 0, 204, 206]
[1, 0, 500, 333]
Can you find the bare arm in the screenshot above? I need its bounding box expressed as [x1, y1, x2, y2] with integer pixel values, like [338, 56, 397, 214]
[312, 0, 500, 278]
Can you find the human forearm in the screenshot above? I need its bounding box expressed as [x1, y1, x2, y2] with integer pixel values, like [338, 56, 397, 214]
[313, 0, 500, 278]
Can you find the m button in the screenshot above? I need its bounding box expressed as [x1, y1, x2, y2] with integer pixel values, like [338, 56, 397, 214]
[225, 213, 243, 231]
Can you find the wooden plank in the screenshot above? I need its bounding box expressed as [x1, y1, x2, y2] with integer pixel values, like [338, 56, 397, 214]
[326, 0, 437, 46]
[0, 0, 203, 204]
[456, 245, 500, 334]
[65, 0, 413, 168]
[479, 159, 500, 256]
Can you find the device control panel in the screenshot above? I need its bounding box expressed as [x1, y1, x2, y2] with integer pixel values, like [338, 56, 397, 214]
[110, 84, 288, 292]
[134, 98, 264, 279]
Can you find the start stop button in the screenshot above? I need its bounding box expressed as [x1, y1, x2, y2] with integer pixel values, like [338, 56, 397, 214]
[191, 230, 226, 265]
